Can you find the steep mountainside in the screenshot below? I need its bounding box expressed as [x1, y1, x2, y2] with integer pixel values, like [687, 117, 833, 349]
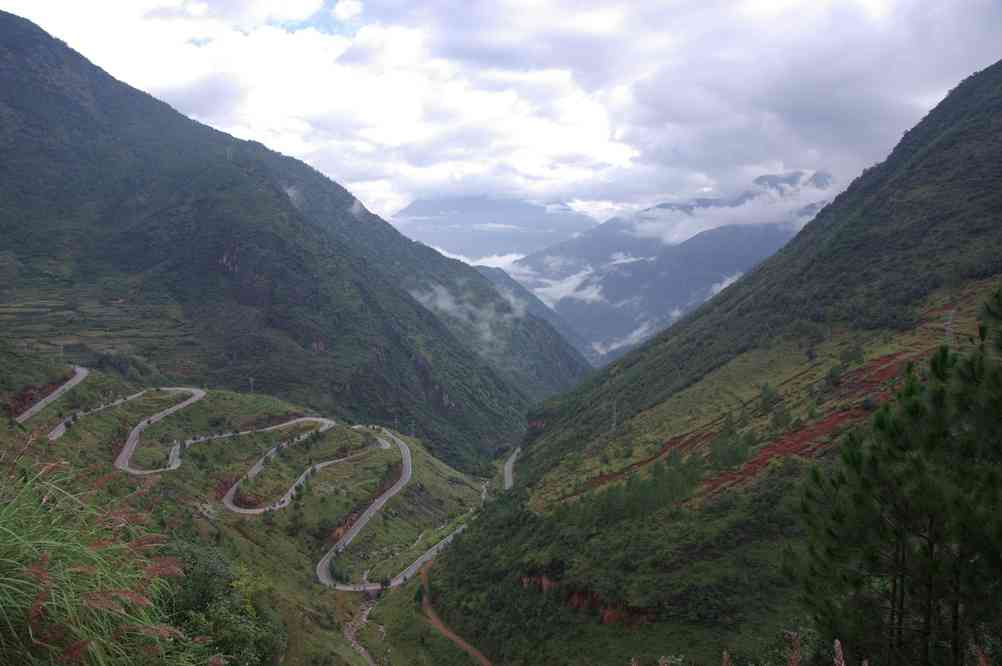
[250, 161, 592, 403]
[476, 265, 593, 364]
[0, 12, 584, 466]
[514, 173, 827, 361]
[430, 59, 1002, 662]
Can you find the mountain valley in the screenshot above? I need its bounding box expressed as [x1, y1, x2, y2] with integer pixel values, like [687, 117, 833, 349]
[2, 7, 1001, 666]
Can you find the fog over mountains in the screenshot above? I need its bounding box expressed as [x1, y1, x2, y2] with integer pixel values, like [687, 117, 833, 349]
[393, 196, 596, 260]
[399, 171, 833, 363]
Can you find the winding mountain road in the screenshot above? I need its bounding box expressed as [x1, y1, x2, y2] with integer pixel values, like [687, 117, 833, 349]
[31, 367, 467, 595]
[22, 364, 499, 664]
[15, 366, 90, 424]
[48, 389, 149, 441]
[316, 429, 414, 590]
[223, 425, 371, 515]
[113, 388, 207, 475]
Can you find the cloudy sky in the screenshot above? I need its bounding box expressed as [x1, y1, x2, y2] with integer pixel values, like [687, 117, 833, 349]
[5, 0, 999, 219]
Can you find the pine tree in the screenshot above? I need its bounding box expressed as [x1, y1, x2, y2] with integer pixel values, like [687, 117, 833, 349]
[796, 288, 1002, 666]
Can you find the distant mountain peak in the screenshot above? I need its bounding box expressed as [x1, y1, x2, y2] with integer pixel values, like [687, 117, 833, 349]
[753, 169, 833, 193]
[392, 195, 594, 259]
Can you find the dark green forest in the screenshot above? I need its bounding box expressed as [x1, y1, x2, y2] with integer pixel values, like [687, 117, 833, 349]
[0, 10, 590, 470]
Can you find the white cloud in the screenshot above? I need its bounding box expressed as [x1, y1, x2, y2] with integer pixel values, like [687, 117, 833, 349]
[427, 246, 526, 273]
[2, 0, 999, 222]
[630, 177, 828, 245]
[332, 0, 363, 21]
[591, 321, 654, 356]
[410, 281, 526, 353]
[533, 269, 605, 307]
[608, 252, 649, 266]
[475, 253, 527, 271]
[472, 223, 522, 232]
[709, 272, 744, 297]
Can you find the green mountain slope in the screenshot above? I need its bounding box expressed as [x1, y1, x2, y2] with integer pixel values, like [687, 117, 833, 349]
[0, 354, 486, 665]
[249, 152, 592, 402]
[0, 11, 585, 466]
[429, 59, 1002, 663]
[476, 264, 594, 365]
[520, 57, 1002, 481]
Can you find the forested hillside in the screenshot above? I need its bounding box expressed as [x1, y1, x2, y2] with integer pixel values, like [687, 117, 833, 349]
[429, 58, 1002, 663]
[0, 11, 586, 467]
[476, 265, 594, 364]
[521, 57, 1002, 479]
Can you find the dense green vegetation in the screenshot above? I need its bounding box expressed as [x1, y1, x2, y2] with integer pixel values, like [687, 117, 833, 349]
[429, 58, 1002, 664]
[476, 265, 595, 364]
[3, 352, 489, 665]
[432, 460, 808, 664]
[521, 57, 1002, 482]
[0, 10, 589, 470]
[796, 291, 1002, 665]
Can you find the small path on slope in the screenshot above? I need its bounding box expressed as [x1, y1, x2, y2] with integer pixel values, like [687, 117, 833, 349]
[343, 599, 377, 666]
[15, 366, 90, 424]
[420, 564, 492, 666]
[503, 447, 520, 490]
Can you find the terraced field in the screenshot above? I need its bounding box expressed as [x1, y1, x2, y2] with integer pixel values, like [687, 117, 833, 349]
[3, 361, 487, 666]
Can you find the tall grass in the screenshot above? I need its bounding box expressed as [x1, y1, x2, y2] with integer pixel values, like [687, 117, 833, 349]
[0, 467, 202, 665]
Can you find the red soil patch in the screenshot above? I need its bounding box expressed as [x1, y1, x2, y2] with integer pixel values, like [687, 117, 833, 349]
[421, 564, 493, 666]
[559, 430, 715, 501]
[839, 351, 913, 396]
[7, 373, 73, 418]
[702, 350, 930, 495]
[557, 348, 932, 503]
[328, 512, 360, 544]
[523, 576, 656, 626]
[520, 574, 559, 592]
[327, 462, 402, 542]
[213, 477, 238, 501]
[701, 409, 864, 495]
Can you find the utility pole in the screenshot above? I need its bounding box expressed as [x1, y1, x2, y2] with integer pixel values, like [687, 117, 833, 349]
[249, 377, 255, 394]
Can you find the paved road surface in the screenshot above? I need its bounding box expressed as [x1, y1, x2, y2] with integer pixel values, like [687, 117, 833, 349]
[113, 388, 207, 475]
[20, 366, 471, 601]
[48, 389, 149, 441]
[316, 429, 414, 589]
[16, 366, 90, 424]
[504, 447, 521, 490]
